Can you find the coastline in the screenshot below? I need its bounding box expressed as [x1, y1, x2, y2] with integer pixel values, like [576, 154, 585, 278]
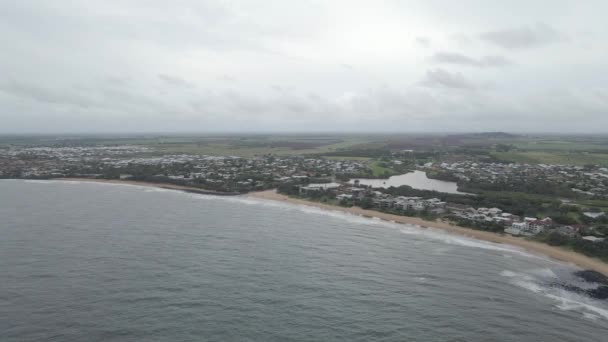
[36, 178, 608, 276]
[248, 190, 608, 277]
[54, 178, 241, 196]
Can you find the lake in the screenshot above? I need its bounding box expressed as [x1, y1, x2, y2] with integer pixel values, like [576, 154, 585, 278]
[349, 170, 467, 194]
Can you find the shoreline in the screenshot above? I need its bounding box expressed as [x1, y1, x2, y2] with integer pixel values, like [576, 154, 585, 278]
[248, 190, 608, 277]
[21, 178, 608, 276]
[53, 178, 242, 196]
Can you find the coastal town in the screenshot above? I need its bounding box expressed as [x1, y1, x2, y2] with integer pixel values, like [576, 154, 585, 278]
[1, 138, 608, 261]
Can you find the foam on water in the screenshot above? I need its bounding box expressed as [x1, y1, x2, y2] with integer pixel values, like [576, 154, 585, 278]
[4, 179, 608, 339]
[219, 195, 554, 260]
[12, 181, 567, 263]
[50, 182, 557, 261]
[143, 187, 175, 193]
[22, 180, 56, 184]
[501, 269, 608, 321]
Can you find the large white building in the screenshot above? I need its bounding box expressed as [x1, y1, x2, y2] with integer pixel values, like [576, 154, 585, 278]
[504, 218, 552, 236]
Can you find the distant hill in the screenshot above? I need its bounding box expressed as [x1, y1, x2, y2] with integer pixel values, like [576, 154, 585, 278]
[468, 132, 518, 138]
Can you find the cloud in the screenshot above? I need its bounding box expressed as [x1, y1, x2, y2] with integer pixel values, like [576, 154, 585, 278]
[0, 2, 607, 133]
[420, 69, 475, 89]
[415, 36, 431, 47]
[158, 74, 196, 88]
[480, 23, 565, 49]
[0, 81, 97, 108]
[479, 55, 511, 67]
[449, 33, 472, 46]
[429, 52, 511, 67]
[217, 74, 237, 82]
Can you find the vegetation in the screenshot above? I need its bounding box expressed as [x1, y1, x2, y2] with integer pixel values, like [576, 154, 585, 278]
[539, 232, 608, 261]
[369, 160, 396, 178]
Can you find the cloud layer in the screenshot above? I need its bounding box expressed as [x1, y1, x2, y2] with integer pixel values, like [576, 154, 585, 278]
[1, 1, 607, 133]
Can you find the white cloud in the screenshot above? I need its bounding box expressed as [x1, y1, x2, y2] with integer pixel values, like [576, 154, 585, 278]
[0, 1, 607, 133]
[480, 23, 566, 49]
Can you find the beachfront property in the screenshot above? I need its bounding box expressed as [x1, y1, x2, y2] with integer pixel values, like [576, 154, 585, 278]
[504, 217, 553, 236]
[299, 182, 341, 195]
[582, 236, 606, 243]
[3, 142, 606, 244]
[292, 180, 598, 239]
[449, 206, 519, 226]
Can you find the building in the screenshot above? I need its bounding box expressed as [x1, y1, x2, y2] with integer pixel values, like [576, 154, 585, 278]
[299, 182, 341, 195]
[504, 217, 552, 236]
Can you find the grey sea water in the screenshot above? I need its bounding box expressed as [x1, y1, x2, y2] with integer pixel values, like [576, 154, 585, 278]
[1, 180, 607, 341]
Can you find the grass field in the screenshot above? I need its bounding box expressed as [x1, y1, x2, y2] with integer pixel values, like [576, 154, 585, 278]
[575, 199, 608, 210]
[509, 138, 608, 152]
[369, 161, 396, 177]
[323, 156, 372, 161]
[492, 151, 608, 166]
[5, 133, 608, 166]
[95, 135, 378, 157]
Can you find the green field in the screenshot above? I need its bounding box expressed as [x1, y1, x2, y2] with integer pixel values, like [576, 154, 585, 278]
[4, 133, 608, 166]
[95, 135, 377, 157]
[492, 151, 608, 166]
[369, 161, 396, 177]
[323, 156, 371, 161]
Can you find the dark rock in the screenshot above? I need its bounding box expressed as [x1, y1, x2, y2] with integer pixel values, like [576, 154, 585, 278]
[574, 270, 608, 285]
[588, 286, 608, 300]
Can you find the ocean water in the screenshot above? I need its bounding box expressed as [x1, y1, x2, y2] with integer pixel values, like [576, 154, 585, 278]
[1, 180, 607, 341]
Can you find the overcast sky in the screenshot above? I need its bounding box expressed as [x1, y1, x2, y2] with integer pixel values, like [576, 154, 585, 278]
[1, 1, 607, 133]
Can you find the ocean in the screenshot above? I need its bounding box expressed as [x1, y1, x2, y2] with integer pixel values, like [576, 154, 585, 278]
[1, 180, 607, 341]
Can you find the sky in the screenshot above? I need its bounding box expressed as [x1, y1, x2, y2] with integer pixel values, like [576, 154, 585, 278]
[1, 0, 607, 133]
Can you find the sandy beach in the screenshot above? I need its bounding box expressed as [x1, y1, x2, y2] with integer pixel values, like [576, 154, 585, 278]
[248, 189, 608, 277]
[56, 178, 240, 195]
[53, 178, 608, 276]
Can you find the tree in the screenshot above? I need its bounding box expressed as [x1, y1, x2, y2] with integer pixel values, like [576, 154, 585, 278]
[360, 196, 373, 209]
[546, 232, 569, 246]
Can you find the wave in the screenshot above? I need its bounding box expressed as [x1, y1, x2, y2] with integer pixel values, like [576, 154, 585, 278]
[20, 179, 149, 189]
[181, 191, 559, 259]
[21, 180, 56, 184]
[143, 188, 176, 193]
[501, 268, 608, 322]
[398, 226, 553, 260]
[13, 181, 578, 266]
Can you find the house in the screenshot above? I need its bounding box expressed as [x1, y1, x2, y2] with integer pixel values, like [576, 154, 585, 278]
[299, 182, 340, 195]
[583, 212, 605, 219]
[582, 236, 605, 242]
[336, 194, 353, 201]
[505, 218, 551, 236]
[505, 222, 528, 236]
[488, 207, 503, 216]
[374, 198, 395, 209]
[555, 225, 578, 237]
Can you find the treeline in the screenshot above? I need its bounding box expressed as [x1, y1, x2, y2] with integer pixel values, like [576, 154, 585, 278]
[320, 149, 392, 158]
[542, 232, 608, 261]
[381, 185, 558, 217]
[459, 179, 576, 198]
[425, 170, 460, 182]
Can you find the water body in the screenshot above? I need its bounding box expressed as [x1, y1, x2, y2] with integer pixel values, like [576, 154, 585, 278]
[349, 170, 466, 194]
[1, 180, 607, 341]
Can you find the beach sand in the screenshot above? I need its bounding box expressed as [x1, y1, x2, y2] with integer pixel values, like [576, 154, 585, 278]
[56, 178, 238, 195]
[54, 178, 608, 276]
[248, 189, 608, 277]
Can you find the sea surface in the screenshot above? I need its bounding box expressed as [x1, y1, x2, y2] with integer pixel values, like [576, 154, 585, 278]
[1, 180, 607, 341]
[349, 170, 466, 194]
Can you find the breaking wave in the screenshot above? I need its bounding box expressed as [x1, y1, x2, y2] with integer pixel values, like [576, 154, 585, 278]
[501, 268, 608, 322]
[13, 181, 568, 262]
